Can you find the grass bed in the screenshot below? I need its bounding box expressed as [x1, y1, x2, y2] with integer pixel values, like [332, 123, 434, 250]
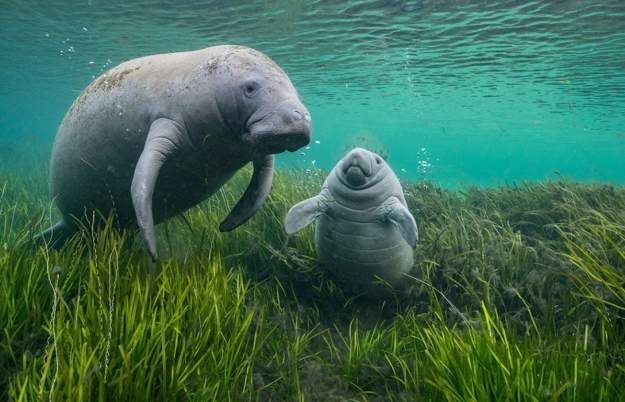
[1, 164, 625, 401]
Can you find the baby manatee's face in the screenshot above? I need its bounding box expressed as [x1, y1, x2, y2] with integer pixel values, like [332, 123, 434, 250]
[336, 148, 388, 189]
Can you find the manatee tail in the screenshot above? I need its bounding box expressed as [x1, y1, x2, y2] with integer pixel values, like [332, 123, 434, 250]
[33, 220, 75, 250]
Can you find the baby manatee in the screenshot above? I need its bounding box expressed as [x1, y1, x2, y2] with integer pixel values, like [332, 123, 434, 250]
[285, 148, 418, 295]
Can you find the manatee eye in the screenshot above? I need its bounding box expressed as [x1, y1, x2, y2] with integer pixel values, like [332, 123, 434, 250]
[375, 157, 382, 164]
[243, 80, 260, 98]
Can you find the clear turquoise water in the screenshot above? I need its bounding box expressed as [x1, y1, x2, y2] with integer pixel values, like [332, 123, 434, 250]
[1, 0, 624, 187]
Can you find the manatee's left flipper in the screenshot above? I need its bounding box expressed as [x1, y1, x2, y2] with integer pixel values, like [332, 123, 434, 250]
[219, 154, 275, 232]
[284, 188, 333, 235]
[33, 220, 76, 249]
[378, 197, 418, 248]
[131, 118, 191, 261]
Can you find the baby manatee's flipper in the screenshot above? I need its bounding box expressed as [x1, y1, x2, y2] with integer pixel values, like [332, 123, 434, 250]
[378, 197, 418, 248]
[284, 189, 333, 235]
[219, 154, 275, 232]
[33, 220, 76, 249]
[131, 118, 191, 262]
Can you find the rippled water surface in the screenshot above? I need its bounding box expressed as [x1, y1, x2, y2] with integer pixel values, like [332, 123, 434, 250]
[1, 0, 624, 185]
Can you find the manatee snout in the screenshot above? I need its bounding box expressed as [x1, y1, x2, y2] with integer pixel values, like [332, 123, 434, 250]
[279, 104, 311, 151]
[342, 148, 375, 187]
[249, 100, 311, 153]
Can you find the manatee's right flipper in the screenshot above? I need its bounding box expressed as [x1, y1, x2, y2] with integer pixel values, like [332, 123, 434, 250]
[131, 118, 191, 262]
[378, 197, 418, 248]
[33, 220, 75, 250]
[219, 154, 275, 232]
[284, 189, 333, 235]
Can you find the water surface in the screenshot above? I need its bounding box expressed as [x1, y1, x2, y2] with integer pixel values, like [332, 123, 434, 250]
[1, 0, 624, 186]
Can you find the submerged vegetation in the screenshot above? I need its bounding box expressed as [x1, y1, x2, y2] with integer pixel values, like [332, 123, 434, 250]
[1, 163, 625, 401]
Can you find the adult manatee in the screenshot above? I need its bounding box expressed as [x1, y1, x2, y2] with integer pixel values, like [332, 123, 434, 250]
[38, 45, 312, 260]
[284, 148, 417, 294]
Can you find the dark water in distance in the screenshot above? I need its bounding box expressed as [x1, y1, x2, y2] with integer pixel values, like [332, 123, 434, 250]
[1, 0, 624, 186]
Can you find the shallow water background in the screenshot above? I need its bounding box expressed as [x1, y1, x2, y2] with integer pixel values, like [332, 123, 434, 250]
[1, 0, 624, 186]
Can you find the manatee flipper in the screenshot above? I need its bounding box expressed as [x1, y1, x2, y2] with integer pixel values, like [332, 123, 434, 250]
[131, 118, 190, 261]
[284, 189, 332, 235]
[219, 154, 275, 232]
[34, 220, 75, 249]
[379, 197, 418, 248]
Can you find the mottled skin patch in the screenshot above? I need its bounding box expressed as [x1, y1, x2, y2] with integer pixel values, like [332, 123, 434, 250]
[202, 56, 223, 75]
[68, 65, 141, 118]
[89, 65, 141, 93]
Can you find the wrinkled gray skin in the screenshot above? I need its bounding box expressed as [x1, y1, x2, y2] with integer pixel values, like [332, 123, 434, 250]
[38, 45, 311, 261]
[284, 148, 418, 294]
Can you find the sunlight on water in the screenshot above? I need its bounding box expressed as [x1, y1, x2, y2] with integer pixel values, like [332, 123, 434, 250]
[1, 0, 624, 186]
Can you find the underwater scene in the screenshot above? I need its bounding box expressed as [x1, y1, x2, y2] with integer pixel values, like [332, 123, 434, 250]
[1, 0, 625, 400]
